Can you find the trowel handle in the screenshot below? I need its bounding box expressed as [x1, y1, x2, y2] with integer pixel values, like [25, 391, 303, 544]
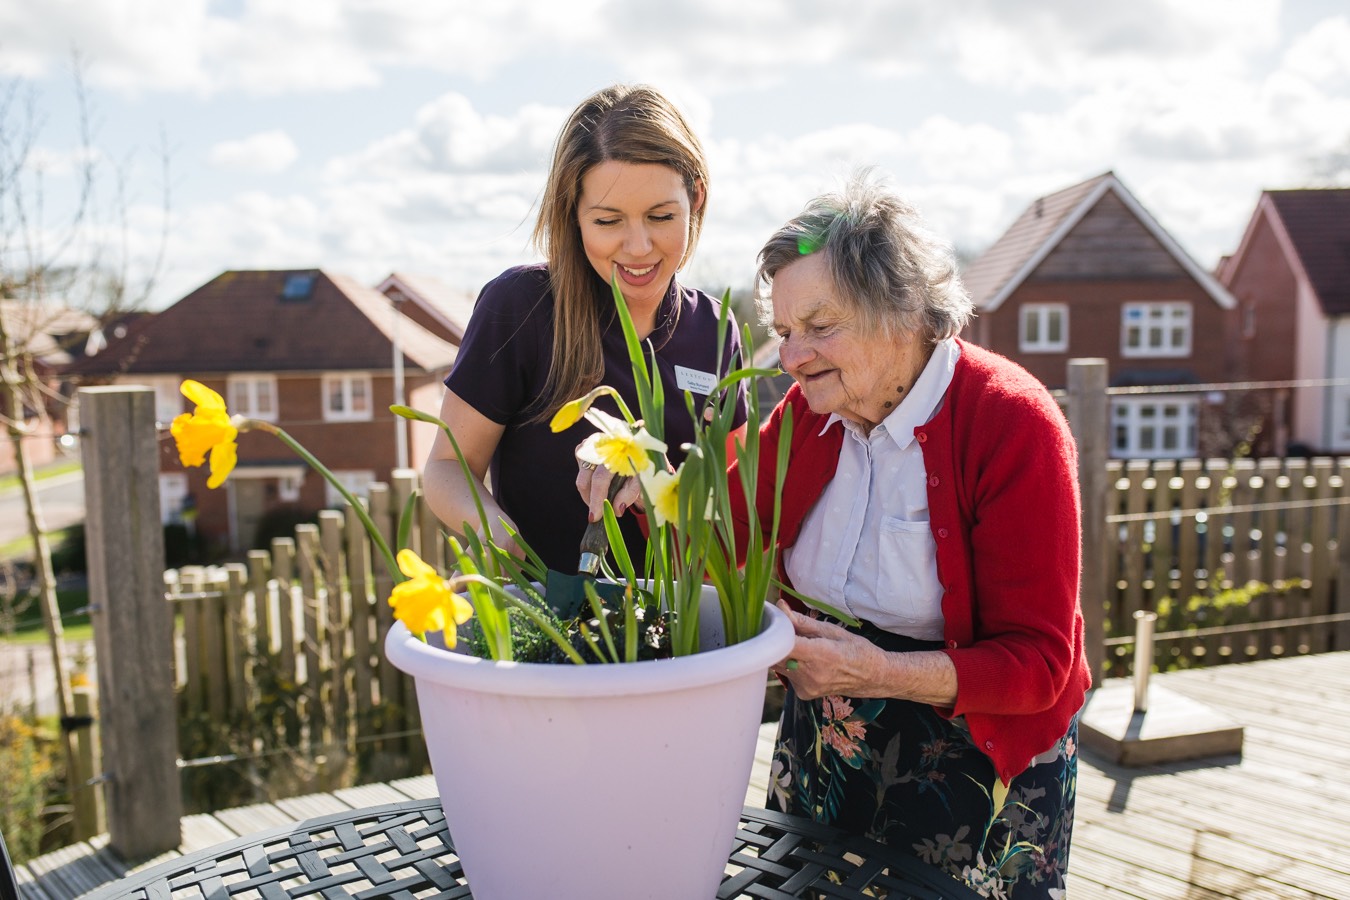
[578, 477, 627, 574]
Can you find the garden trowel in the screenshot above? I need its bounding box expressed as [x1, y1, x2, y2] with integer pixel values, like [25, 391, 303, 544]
[545, 477, 629, 619]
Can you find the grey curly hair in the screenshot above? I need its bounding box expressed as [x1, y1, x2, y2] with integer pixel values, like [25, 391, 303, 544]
[756, 169, 973, 343]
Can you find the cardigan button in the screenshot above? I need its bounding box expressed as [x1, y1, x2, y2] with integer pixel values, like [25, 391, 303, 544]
[937, 528, 949, 539]
[916, 432, 927, 443]
[928, 475, 939, 487]
[947, 640, 958, 649]
[985, 740, 995, 751]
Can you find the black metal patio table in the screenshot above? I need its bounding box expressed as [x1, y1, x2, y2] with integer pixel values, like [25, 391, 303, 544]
[83, 797, 982, 899]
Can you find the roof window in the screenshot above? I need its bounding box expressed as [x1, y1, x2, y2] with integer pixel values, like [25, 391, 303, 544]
[280, 273, 317, 301]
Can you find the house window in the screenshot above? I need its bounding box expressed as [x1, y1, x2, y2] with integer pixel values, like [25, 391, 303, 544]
[136, 376, 184, 424]
[1019, 304, 1068, 353]
[1122, 302, 1191, 357]
[322, 373, 372, 422]
[1111, 397, 1198, 459]
[159, 473, 189, 524]
[325, 470, 376, 508]
[228, 375, 278, 422]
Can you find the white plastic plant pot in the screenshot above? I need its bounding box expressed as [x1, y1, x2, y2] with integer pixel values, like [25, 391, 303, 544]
[384, 585, 793, 900]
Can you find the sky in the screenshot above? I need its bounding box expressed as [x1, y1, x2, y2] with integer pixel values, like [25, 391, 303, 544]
[2, 0, 1348, 311]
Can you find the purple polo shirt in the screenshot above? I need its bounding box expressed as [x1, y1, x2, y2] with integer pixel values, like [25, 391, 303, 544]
[445, 264, 747, 573]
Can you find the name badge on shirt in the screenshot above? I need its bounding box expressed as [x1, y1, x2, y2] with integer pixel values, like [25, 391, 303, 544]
[675, 365, 718, 396]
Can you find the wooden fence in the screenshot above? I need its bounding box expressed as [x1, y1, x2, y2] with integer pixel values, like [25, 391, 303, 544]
[1102, 455, 1350, 676]
[168, 471, 446, 808]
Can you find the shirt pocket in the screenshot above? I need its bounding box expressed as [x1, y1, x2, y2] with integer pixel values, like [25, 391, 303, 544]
[875, 516, 943, 624]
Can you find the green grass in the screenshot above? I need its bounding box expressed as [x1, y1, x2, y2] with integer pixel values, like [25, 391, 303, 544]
[0, 526, 81, 565]
[0, 459, 82, 494]
[0, 586, 92, 644]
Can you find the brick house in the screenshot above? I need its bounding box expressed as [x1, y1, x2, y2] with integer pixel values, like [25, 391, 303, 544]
[1217, 189, 1350, 455]
[66, 270, 459, 555]
[376, 272, 478, 346]
[0, 300, 100, 475]
[960, 172, 1240, 459]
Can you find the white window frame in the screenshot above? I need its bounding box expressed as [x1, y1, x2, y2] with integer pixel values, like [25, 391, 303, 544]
[1121, 302, 1192, 358]
[325, 469, 376, 508]
[1019, 303, 1069, 353]
[159, 473, 189, 524]
[322, 372, 373, 422]
[228, 374, 278, 422]
[1111, 396, 1198, 459]
[135, 376, 184, 425]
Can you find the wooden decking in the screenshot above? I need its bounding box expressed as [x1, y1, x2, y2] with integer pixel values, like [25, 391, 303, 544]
[16, 651, 1350, 899]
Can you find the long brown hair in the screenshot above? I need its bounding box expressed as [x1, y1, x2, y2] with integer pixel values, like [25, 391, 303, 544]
[529, 84, 709, 422]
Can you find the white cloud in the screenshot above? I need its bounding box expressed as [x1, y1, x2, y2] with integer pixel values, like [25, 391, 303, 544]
[207, 130, 300, 173]
[10, 0, 1347, 309]
[906, 116, 1013, 181]
[323, 93, 564, 179]
[931, 0, 1277, 91]
[1281, 16, 1350, 86]
[0, 0, 210, 90]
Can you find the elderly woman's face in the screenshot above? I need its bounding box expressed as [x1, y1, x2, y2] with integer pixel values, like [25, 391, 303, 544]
[771, 253, 919, 430]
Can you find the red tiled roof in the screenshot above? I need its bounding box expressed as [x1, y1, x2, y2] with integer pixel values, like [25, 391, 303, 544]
[962, 171, 1234, 311]
[1265, 189, 1350, 317]
[961, 174, 1113, 310]
[68, 270, 457, 377]
[377, 272, 478, 340]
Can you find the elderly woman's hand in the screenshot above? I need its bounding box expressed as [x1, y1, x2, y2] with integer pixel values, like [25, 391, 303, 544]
[770, 601, 960, 706]
[770, 601, 892, 700]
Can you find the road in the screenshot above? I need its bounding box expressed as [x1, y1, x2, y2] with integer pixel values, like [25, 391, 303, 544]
[1, 470, 90, 716]
[0, 470, 86, 550]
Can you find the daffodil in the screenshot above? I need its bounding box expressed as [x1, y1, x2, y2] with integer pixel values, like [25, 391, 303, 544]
[577, 407, 666, 476]
[170, 380, 239, 488]
[389, 549, 474, 643]
[549, 397, 589, 433]
[549, 386, 629, 433]
[640, 467, 681, 528]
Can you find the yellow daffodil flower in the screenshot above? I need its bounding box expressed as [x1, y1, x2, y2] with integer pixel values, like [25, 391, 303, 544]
[578, 408, 666, 476]
[388, 549, 474, 643]
[641, 467, 681, 528]
[549, 397, 588, 433]
[550, 386, 625, 433]
[170, 380, 239, 488]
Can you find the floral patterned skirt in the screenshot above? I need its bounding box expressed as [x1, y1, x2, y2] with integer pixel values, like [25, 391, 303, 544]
[766, 628, 1078, 900]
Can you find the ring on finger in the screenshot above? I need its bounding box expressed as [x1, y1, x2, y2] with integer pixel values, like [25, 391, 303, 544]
[580, 461, 597, 470]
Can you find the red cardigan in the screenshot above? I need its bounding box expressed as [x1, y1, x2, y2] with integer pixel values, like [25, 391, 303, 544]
[731, 339, 1092, 783]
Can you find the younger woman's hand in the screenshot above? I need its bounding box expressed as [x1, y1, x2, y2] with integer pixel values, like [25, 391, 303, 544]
[575, 452, 642, 522]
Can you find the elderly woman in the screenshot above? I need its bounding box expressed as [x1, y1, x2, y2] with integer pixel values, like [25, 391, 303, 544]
[734, 173, 1092, 898]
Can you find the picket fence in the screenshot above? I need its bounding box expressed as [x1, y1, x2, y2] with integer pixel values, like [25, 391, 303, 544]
[1102, 455, 1349, 676]
[169, 472, 443, 795]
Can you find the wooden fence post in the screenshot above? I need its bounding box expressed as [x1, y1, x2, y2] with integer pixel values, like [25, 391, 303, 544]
[1337, 459, 1350, 651]
[1067, 359, 1109, 682]
[71, 684, 105, 839]
[79, 385, 182, 859]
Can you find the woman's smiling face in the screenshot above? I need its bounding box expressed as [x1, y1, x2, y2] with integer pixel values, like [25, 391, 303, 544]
[771, 252, 919, 430]
[577, 160, 702, 320]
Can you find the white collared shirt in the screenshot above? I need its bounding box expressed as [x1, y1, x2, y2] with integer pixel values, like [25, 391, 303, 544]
[784, 338, 961, 639]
